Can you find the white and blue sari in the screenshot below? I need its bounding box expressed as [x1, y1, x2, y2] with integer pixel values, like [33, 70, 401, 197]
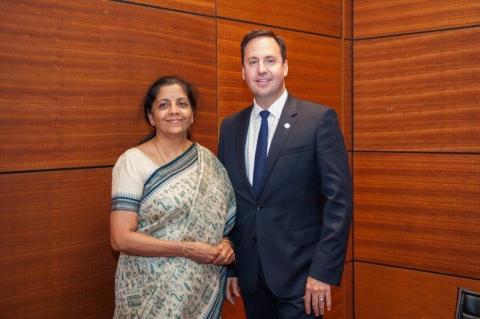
[111, 143, 236, 318]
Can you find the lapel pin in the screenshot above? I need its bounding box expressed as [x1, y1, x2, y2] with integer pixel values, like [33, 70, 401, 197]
[284, 123, 291, 129]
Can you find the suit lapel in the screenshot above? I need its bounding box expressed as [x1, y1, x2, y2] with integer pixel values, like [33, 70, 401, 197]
[235, 106, 257, 200]
[257, 95, 298, 197]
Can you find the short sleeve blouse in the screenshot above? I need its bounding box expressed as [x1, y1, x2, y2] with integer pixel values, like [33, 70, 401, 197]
[111, 148, 157, 213]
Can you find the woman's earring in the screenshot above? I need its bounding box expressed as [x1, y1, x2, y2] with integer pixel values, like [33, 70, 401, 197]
[150, 121, 155, 126]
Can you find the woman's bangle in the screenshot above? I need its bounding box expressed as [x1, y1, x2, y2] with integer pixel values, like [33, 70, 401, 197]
[182, 242, 189, 258]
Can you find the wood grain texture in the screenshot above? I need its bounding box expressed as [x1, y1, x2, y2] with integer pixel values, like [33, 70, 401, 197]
[342, 40, 352, 150]
[345, 225, 353, 263]
[354, 27, 480, 152]
[354, 0, 480, 38]
[355, 262, 480, 319]
[345, 150, 353, 262]
[217, 0, 341, 37]
[354, 153, 480, 279]
[217, 20, 343, 130]
[0, 168, 115, 318]
[0, 0, 217, 172]
[121, 0, 215, 16]
[325, 261, 353, 319]
[222, 296, 246, 319]
[343, 0, 352, 39]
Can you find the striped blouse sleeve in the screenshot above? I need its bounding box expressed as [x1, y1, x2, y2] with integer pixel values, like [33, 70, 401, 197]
[111, 152, 143, 213]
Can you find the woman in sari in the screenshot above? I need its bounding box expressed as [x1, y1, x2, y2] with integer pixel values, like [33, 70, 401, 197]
[110, 76, 236, 318]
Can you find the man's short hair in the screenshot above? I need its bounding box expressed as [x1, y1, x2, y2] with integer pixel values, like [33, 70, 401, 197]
[240, 29, 287, 65]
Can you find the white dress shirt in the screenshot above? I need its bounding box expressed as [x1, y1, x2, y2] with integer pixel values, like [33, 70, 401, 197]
[245, 90, 288, 185]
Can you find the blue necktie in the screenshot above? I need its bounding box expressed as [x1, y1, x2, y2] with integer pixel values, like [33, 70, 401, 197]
[253, 110, 270, 195]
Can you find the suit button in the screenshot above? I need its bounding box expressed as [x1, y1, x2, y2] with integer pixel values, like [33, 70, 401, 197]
[256, 205, 263, 211]
[252, 236, 257, 242]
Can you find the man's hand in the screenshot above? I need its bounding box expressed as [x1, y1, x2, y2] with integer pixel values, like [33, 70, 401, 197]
[226, 277, 241, 304]
[304, 276, 331, 317]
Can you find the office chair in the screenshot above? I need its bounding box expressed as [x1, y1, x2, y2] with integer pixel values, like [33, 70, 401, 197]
[456, 287, 480, 319]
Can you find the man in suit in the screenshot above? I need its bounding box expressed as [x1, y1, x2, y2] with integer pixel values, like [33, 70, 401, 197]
[218, 29, 352, 318]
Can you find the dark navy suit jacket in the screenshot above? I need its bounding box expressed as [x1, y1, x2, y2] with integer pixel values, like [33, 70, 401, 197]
[218, 95, 352, 298]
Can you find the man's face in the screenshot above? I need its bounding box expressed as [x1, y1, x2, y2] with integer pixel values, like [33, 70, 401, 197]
[242, 36, 288, 108]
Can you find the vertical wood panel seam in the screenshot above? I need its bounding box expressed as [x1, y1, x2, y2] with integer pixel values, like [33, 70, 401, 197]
[215, 0, 219, 151]
[351, 1, 356, 318]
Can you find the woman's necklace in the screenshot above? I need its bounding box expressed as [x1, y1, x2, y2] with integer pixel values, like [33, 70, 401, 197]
[153, 140, 191, 165]
[153, 141, 167, 164]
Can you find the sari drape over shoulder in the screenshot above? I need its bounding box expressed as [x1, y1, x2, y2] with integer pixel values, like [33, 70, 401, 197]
[111, 144, 236, 319]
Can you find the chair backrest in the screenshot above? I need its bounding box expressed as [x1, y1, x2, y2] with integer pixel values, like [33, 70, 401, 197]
[456, 287, 480, 319]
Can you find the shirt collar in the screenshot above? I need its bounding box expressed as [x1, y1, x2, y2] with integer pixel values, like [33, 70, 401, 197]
[252, 89, 288, 119]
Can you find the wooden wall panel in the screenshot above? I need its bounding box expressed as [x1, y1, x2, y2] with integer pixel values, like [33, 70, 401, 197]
[218, 20, 343, 130]
[354, 153, 480, 279]
[353, 2, 480, 319]
[217, 0, 341, 37]
[343, 0, 352, 39]
[347, 153, 353, 263]
[345, 225, 353, 263]
[0, 169, 115, 318]
[345, 153, 353, 263]
[342, 40, 352, 150]
[325, 262, 353, 319]
[216, 19, 252, 120]
[354, 0, 480, 38]
[354, 27, 480, 152]
[222, 297, 246, 319]
[0, 0, 217, 172]
[355, 262, 480, 319]
[123, 0, 215, 16]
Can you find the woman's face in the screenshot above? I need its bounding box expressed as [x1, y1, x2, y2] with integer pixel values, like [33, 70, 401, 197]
[148, 84, 194, 139]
